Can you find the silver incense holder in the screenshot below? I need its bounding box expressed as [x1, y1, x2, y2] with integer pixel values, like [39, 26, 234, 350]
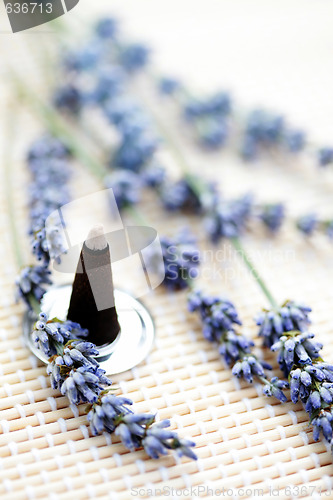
[23, 284, 155, 375]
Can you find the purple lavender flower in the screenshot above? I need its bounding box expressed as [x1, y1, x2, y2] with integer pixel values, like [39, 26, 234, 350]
[160, 231, 200, 291]
[304, 385, 333, 415]
[31, 224, 67, 265]
[33, 312, 88, 357]
[142, 164, 166, 188]
[232, 354, 270, 383]
[248, 114, 305, 158]
[271, 331, 322, 376]
[184, 99, 206, 121]
[296, 213, 318, 236]
[262, 377, 289, 402]
[111, 134, 158, 172]
[91, 66, 125, 104]
[158, 77, 181, 96]
[184, 92, 231, 120]
[59, 365, 112, 405]
[241, 135, 258, 161]
[27, 135, 70, 162]
[188, 291, 251, 364]
[95, 17, 118, 39]
[197, 118, 228, 149]
[46, 337, 111, 404]
[118, 44, 150, 72]
[312, 410, 333, 442]
[54, 84, 83, 115]
[204, 92, 232, 116]
[188, 291, 287, 401]
[29, 183, 70, 210]
[143, 422, 197, 460]
[64, 43, 103, 73]
[289, 364, 333, 405]
[87, 397, 197, 460]
[188, 290, 242, 335]
[286, 130, 306, 153]
[104, 97, 140, 128]
[205, 194, 252, 243]
[258, 203, 285, 233]
[161, 177, 217, 213]
[105, 170, 142, 209]
[87, 394, 134, 434]
[255, 300, 312, 347]
[241, 110, 285, 160]
[318, 147, 333, 167]
[15, 265, 52, 310]
[325, 220, 333, 239]
[28, 158, 71, 186]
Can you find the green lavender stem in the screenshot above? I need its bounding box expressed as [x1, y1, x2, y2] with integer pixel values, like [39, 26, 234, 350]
[230, 237, 278, 309]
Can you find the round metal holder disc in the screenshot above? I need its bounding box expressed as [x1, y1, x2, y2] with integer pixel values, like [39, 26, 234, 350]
[23, 284, 155, 375]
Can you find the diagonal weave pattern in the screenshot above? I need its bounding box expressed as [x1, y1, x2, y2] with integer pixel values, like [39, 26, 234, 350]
[1, 3, 333, 499]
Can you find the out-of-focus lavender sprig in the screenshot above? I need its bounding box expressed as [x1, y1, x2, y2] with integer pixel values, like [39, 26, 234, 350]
[318, 147, 333, 167]
[27, 135, 71, 264]
[162, 231, 200, 291]
[16, 134, 73, 311]
[188, 290, 288, 402]
[158, 75, 333, 168]
[159, 230, 200, 291]
[296, 213, 333, 240]
[205, 193, 253, 243]
[161, 80, 232, 150]
[53, 18, 333, 246]
[57, 17, 158, 177]
[182, 91, 232, 150]
[257, 203, 285, 234]
[33, 312, 197, 460]
[240, 110, 305, 160]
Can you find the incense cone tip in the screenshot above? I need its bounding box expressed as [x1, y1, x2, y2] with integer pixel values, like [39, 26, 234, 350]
[86, 224, 108, 251]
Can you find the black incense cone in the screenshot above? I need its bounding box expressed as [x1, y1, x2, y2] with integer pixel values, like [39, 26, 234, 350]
[67, 225, 120, 346]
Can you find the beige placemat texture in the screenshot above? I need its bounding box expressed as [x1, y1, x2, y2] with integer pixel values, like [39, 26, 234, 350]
[1, 3, 333, 500]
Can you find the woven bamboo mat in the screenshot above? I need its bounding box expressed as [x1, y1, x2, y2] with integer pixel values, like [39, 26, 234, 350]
[2, 2, 333, 499]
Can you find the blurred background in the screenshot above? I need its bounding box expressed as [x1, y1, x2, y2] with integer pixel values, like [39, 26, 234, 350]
[2, 0, 333, 140]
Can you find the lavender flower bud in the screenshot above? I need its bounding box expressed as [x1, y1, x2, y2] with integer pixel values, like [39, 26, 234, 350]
[15, 265, 52, 310]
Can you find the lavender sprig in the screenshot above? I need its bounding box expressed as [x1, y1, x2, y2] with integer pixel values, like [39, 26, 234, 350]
[188, 290, 288, 402]
[255, 301, 333, 447]
[35, 313, 197, 460]
[160, 76, 333, 168]
[87, 397, 197, 460]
